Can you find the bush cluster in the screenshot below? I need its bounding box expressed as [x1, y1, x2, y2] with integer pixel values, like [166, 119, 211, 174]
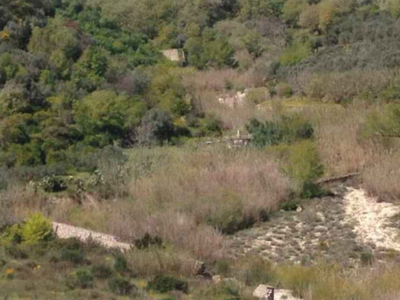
[246, 115, 314, 148]
[147, 275, 189, 294]
[0, 214, 52, 247]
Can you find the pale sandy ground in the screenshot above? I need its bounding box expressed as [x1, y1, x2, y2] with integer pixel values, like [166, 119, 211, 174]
[343, 188, 400, 252]
[52, 222, 131, 250]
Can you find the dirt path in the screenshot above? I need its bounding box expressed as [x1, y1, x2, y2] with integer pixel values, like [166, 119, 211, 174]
[343, 188, 400, 252]
[52, 222, 131, 251]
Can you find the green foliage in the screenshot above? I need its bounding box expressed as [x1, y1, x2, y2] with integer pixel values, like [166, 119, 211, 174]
[277, 265, 318, 298]
[61, 249, 86, 265]
[28, 16, 80, 73]
[138, 109, 176, 146]
[280, 42, 312, 66]
[0, 53, 24, 83]
[360, 250, 375, 266]
[205, 192, 249, 234]
[0, 214, 52, 247]
[0, 224, 23, 247]
[21, 213, 53, 245]
[40, 175, 67, 192]
[185, 35, 236, 69]
[58, 238, 86, 264]
[239, 0, 286, 19]
[91, 264, 113, 279]
[282, 0, 308, 24]
[74, 90, 146, 146]
[237, 256, 275, 286]
[361, 104, 400, 139]
[113, 253, 128, 273]
[148, 275, 189, 293]
[72, 47, 108, 91]
[278, 140, 324, 195]
[246, 115, 314, 147]
[108, 277, 136, 295]
[196, 281, 241, 300]
[68, 269, 94, 289]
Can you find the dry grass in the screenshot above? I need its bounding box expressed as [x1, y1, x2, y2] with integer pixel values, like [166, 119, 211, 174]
[277, 263, 400, 300]
[1, 184, 49, 220]
[126, 248, 199, 277]
[130, 147, 289, 222]
[30, 146, 289, 262]
[305, 104, 374, 177]
[362, 150, 400, 201]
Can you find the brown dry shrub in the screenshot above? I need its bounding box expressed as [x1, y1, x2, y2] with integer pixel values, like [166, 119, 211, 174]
[291, 69, 396, 102]
[310, 104, 373, 176]
[48, 147, 288, 262]
[1, 184, 48, 220]
[130, 148, 289, 224]
[183, 69, 252, 94]
[362, 151, 400, 201]
[126, 248, 198, 277]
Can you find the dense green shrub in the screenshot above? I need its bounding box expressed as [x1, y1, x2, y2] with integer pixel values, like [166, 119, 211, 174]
[238, 256, 275, 286]
[0, 224, 23, 247]
[246, 115, 314, 147]
[92, 264, 113, 279]
[113, 253, 128, 273]
[360, 250, 375, 266]
[147, 275, 189, 293]
[280, 42, 312, 66]
[108, 277, 136, 295]
[205, 193, 250, 234]
[277, 140, 324, 195]
[134, 233, 163, 249]
[69, 269, 94, 289]
[360, 104, 400, 140]
[138, 109, 176, 146]
[61, 249, 86, 265]
[21, 214, 53, 245]
[0, 214, 52, 246]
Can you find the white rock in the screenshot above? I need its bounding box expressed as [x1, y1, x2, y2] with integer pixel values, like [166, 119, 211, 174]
[316, 212, 326, 222]
[212, 275, 221, 284]
[275, 289, 301, 300]
[253, 284, 269, 299]
[253, 285, 301, 300]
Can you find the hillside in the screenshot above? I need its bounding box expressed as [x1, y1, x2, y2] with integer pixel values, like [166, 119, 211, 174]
[1, 0, 400, 299]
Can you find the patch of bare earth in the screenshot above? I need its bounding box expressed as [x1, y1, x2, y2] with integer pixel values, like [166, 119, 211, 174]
[343, 188, 400, 252]
[229, 187, 400, 265]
